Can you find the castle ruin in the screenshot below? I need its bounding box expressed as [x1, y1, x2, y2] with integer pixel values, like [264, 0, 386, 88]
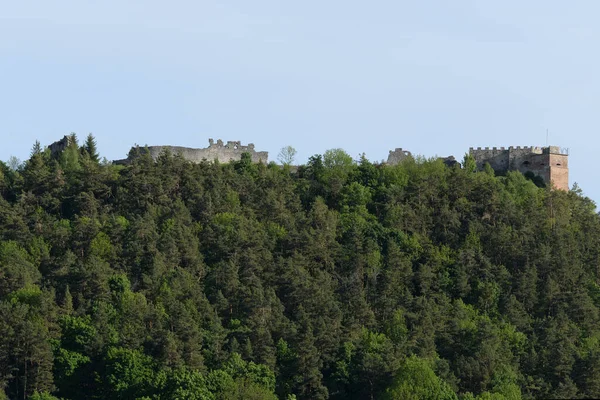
[47, 135, 569, 190]
[469, 146, 569, 190]
[387, 148, 460, 168]
[386, 144, 569, 190]
[119, 139, 268, 164]
[48, 135, 75, 155]
[387, 148, 413, 164]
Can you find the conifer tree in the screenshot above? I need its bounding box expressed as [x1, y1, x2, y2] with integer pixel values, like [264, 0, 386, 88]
[83, 133, 99, 163]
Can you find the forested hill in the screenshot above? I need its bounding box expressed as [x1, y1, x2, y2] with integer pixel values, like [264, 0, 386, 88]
[1, 136, 599, 400]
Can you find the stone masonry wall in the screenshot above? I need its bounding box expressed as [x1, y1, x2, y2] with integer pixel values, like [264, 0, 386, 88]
[549, 153, 569, 190]
[128, 139, 268, 164]
[469, 147, 510, 172]
[469, 145, 568, 190]
[48, 135, 73, 155]
[387, 148, 413, 165]
[508, 146, 543, 170]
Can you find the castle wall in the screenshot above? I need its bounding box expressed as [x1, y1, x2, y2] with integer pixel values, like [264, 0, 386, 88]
[508, 146, 543, 170]
[135, 139, 268, 164]
[514, 153, 550, 184]
[549, 153, 569, 190]
[48, 136, 72, 155]
[470, 145, 568, 190]
[118, 138, 568, 190]
[469, 147, 510, 172]
[387, 148, 412, 165]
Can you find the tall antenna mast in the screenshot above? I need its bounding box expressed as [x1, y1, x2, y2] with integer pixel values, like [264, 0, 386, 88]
[546, 129, 549, 146]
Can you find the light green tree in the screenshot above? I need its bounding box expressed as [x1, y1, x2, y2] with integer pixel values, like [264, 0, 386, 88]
[384, 355, 458, 400]
[277, 146, 297, 165]
[7, 156, 21, 171]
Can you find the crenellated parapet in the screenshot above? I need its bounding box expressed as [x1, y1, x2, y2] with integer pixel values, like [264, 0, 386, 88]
[469, 146, 507, 151]
[469, 146, 545, 154]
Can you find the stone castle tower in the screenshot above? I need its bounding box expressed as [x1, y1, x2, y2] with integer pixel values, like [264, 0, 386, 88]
[469, 146, 569, 190]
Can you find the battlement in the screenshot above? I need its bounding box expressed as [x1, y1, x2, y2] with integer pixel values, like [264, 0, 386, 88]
[468, 145, 571, 154]
[469, 146, 507, 151]
[469, 144, 568, 190]
[469, 145, 569, 159]
[469, 146, 546, 154]
[543, 146, 569, 155]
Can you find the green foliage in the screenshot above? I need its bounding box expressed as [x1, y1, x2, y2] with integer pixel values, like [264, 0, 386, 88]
[7, 155, 22, 171]
[332, 328, 399, 398]
[28, 392, 61, 400]
[384, 355, 458, 400]
[83, 133, 100, 163]
[0, 139, 599, 399]
[0, 241, 41, 297]
[323, 148, 354, 169]
[31, 141, 43, 156]
[462, 153, 477, 173]
[278, 146, 298, 165]
[222, 353, 276, 392]
[523, 171, 546, 188]
[101, 347, 158, 399]
[0, 301, 54, 399]
[59, 134, 81, 172]
[161, 367, 213, 400]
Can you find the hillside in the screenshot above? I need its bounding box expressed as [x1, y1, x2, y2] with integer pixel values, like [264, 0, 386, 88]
[1, 136, 599, 400]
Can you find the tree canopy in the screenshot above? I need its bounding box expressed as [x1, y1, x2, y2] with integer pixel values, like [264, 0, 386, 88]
[0, 136, 599, 399]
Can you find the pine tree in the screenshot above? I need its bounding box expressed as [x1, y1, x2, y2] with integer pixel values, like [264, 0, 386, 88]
[83, 134, 99, 163]
[31, 140, 42, 157]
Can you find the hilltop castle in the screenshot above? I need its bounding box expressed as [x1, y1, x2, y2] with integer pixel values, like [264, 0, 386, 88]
[469, 146, 569, 190]
[47, 136, 569, 190]
[387, 145, 569, 190]
[387, 148, 460, 168]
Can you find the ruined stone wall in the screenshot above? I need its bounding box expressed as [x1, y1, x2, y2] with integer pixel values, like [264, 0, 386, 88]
[48, 135, 72, 155]
[387, 148, 413, 165]
[469, 147, 510, 172]
[133, 139, 268, 164]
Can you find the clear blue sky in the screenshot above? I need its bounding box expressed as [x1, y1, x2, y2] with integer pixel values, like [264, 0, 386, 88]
[1, 1, 599, 201]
